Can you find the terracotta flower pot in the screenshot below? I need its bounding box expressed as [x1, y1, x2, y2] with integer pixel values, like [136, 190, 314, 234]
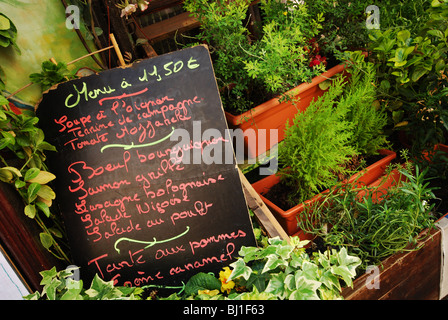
[356, 167, 408, 203]
[252, 149, 397, 236]
[225, 64, 347, 159]
[422, 143, 448, 160]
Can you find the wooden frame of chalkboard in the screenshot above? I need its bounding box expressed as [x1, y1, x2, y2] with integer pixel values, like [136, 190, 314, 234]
[36, 45, 257, 289]
[0, 243, 32, 299]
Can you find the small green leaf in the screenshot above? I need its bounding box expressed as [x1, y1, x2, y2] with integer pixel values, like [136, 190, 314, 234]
[0, 95, 8, 106]
[184, 272, 221, 296]
[27, 182, 41, 202]
[262, 254, 287, 273]
[37, 184, 56, 201]
[435, 59, 445, 72]
[427, 29, 444, 39]
[37, 141, 57, 152]
[27, 170, 56, 184]
[85, 275, 115, 299]
[24, 204, 36, 219]
[39, 267, 58, 285]
[14, 179, 26, 189]
[48, 227, 63, 238]
[0, 15, 10, 30]
[24, 168, 40, 182]
[318, 80, 331, 91]
[42, 277, 61, 300]
[1, 131, 15, 145]
[60, 279, 83, 300]
[39, 232, 54, 249]
[36, 201, 51, 218]
[228, 258, 252, 281]
[0, 168, 14, 183]
[411, 67, 428, 82]
[265, 273, 288, 299]
[0, 166, 23, 182]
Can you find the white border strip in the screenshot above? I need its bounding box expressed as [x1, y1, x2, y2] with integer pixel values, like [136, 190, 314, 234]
[437, 215, 448, 300]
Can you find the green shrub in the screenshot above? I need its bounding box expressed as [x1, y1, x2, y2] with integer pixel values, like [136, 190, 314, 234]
[340, 51, 389, 156]
[298, 164, 436, 272]
[367, 0, 448, 153]
[184, 0, 325, 113]
[278, 76, 356, 205]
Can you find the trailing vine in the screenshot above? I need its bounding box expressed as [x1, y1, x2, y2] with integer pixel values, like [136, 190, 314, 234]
[0, 99, 70, 263]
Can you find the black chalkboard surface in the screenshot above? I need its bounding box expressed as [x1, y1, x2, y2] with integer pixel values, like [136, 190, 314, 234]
[36, 45, 256, 288]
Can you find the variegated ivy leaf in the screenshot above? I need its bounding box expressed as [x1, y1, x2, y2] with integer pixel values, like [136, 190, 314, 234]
[228, 258, 252, 281]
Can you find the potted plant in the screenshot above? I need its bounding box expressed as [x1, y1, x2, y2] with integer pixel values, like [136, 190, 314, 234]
[298, 163, 437, 270]
[297, 162, 447, 300]
[253, 52, 395, 236]
[343, 212, 447, 300]
[0, 97, 70, 263]
[183, 0, 347, 158]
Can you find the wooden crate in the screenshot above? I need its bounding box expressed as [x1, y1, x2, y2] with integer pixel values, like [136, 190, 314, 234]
[242, 173, 445, 299]
[342, 226, 442, 300]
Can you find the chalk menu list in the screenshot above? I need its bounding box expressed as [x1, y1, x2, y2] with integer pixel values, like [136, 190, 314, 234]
[36, 45, 256, 288]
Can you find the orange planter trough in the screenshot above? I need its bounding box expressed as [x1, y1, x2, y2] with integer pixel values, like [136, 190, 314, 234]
[252, 149, 397, 236]
[225, 64, 347, 159]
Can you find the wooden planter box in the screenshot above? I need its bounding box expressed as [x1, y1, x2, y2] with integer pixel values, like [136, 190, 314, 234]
[225, 64, 346, 158]
[243, 169, 447, 300]
[342, 213, 447, 300]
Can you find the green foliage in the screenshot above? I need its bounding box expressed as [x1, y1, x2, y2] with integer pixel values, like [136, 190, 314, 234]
[24, 267, 143, 300]
[307, 0, 371, 55]
[0, 13, 20, 54]
[368, 26, 446, 102]
[183, 272, 221, 296]
[29, 61, 77, 92]
[227, 237, 361, 300]
[298, 164, 437, 272]
[367, 0, 448, 153]
[340, 51, 389, 156]
[0, 104, 69, 262]
[183, 0, 325, 113]
[183, 0, 253, 113]
[25, 237, 361, 301]
[242, 1, 325, 94]
[278, 76, 356, 205]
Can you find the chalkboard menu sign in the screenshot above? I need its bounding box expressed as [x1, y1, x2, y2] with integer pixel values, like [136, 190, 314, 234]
[36, 45, 256, 288]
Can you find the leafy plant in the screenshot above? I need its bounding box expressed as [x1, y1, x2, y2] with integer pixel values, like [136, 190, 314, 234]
[183, 0, 326, 114]
[277, 75, 356, 205]
[0, 13, 20, 54]
[377, 0, 432, 34]
[368, 27, 446, 104]
[0, 101, 69, 262]
[367, 0, 448, 153]
[25, 236, 361, 301]
[184, 0, 251, 113]
[340, 51, 389, 156]
[307, 0, 371, 56]
[226, 237, 361, 300]
[298, 164, 437, 272]
[29, 61, 77, 92]
[24, 266, 143, 300]
[242, 1, 325, 94]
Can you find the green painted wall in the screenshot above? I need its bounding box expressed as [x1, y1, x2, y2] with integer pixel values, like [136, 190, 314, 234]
[0, 0, 99, 106]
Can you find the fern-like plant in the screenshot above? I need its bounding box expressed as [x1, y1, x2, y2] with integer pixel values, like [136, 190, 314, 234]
[341, 51, 389, 156]
[277, 52, 390, 207]
[278, 76, 356, 205]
